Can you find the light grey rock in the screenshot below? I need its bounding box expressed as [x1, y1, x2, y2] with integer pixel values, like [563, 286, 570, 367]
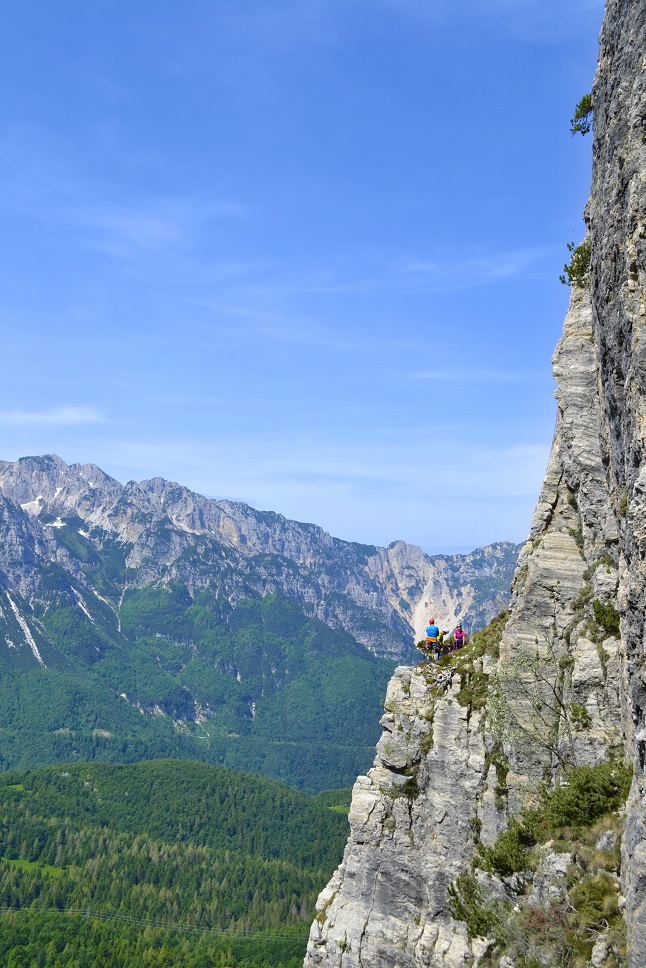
[590, 931, 610, 968]
[478, 763, 507, 847]
[596, 830, 618, 852]
[526, 851, 571, 909]
[304, 665, 491, 967]
[584, 2, 646, 964]
[496, 285, 625, 800]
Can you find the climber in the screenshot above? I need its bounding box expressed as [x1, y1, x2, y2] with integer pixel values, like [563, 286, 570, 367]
[453, 624, 466, 649]
[425, 617, 440, 659]
[441, 628, 451, 653]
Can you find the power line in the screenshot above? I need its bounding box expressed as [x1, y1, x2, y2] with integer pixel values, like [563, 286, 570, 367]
[0, 905, 309, 943]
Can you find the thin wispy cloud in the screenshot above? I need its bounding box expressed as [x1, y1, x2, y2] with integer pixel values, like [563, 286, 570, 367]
[84, 436, 550, 550]
[0, 406, 107, 426]
[397, 246, 547, 289]
[0, 127, 246, 265]
[0, 126, 551, 298]
[97, 436, 550, 501]
[210, 0, 340, 51]
[73, 196, 246, 259]
[192, 0, 603, 52]
[191, 245, 550, 302]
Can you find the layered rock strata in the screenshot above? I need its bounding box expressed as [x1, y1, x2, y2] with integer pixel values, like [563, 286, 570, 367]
[306, 662, 497, 967]
[498, 285, 626, 805]
[590, 2, 646, 961]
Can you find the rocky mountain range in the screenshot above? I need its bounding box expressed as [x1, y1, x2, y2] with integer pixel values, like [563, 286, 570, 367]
[0, 453, 519, 790]
[0, 453, 519, 665]
[305, 1, 646, 964]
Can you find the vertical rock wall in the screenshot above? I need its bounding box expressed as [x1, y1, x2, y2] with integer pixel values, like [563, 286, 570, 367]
[589, 2, 646, 963]
[498, 285, 626, 805]
[305, 662, 499, 967]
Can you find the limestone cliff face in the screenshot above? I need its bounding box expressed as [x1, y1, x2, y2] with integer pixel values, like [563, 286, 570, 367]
[589, 2, 646, 962]
[306, 662, 497, 968]
[499, 285, 626, 803]
[305, 1, 646, 964]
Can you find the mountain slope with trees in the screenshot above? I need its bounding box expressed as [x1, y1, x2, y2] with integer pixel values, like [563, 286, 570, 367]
[0, 759, 348, 967]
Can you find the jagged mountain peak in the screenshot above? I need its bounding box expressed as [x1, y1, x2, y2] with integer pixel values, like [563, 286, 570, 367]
[0, 453, 122, 516]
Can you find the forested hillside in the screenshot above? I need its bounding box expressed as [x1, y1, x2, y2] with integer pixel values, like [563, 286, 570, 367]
[0, 591, 394, 792]
[0, 760, 348, 967]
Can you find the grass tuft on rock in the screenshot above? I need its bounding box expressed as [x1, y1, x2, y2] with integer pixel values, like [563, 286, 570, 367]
[477, 762, 631, 877]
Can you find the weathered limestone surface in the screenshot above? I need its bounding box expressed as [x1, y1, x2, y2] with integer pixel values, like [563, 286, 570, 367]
[305, 664, 495, 968]
[526, 849, 571, 908]
[498, 285, 626, 804]
[590, 3, 646, 963]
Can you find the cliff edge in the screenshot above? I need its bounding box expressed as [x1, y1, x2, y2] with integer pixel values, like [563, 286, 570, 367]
[305, 0, 646, 964]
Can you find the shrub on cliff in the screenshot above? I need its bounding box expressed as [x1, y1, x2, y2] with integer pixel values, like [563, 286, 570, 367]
[592, 598, 621, 637]
[476, 761, 632, 877]
[560, 239, 591, 288]
[570, 93, 593, 135]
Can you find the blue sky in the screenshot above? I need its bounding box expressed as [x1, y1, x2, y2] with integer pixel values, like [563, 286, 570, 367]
[0, 0, 602, 553]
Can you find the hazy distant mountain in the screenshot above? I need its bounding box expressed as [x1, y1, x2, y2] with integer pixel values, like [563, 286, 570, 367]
[0, 454, 520, 789]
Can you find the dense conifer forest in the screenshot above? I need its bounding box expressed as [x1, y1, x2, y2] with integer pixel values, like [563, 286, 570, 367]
[0, 760, 349, 966]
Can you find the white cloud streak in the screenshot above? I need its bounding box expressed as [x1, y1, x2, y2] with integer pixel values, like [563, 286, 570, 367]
[411, 368, 545, 384]
[207, 0, 603, 49]
[0, 126, 246, 269]
[0, 125, 553, 299]
[0, 406, 107, 426]
[92, 436, 551, 507]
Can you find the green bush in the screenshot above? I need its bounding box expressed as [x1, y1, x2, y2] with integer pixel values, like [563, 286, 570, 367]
[570, 93, 593, 135]
[448, 873, 499, 939]
[592, 599, 621, 637]
[570, 873, 620, 929]
[569, 703, 591, 731]
[477, 762, 632, 876]
[539, 763, 631, 830]
[478, 818, 536, 877]
[560, 239, 591, 288]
